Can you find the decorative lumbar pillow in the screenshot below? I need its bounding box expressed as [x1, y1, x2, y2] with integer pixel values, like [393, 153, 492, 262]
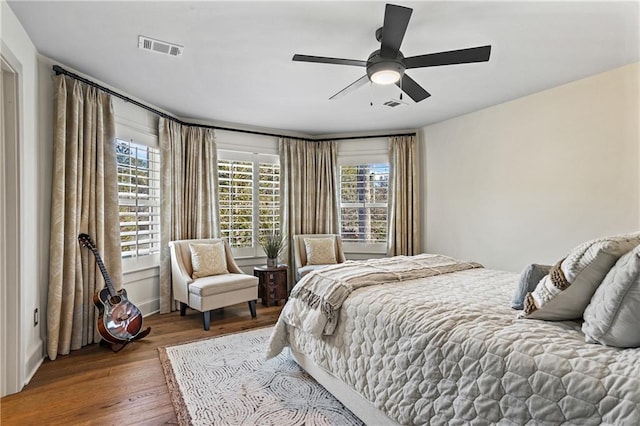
[582, 246, 640, 348]
[512, 264, 551, 310]
[519, 232, 640, 320]
[189, 242, 228, 279]
[304, 237, 337, 265]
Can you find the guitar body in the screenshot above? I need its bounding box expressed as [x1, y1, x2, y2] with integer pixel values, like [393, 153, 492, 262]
[93, 287, 144, 344]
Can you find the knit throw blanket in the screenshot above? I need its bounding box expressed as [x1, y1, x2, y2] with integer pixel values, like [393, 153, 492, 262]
[284, 253, 483, 337]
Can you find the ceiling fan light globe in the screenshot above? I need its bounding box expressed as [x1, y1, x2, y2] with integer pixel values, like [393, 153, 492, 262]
[371, 70, 401, 85]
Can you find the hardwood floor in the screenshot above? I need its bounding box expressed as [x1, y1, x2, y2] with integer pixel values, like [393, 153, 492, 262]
[1, 304, 283, 425]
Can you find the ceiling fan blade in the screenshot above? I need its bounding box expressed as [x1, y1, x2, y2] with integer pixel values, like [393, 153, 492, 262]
[329, 75, 369, 100]
[396, 74, 431, 103]
[379, 4, 413, 59]
[292, 54, 366, 67]
[405, 45, 492, 69]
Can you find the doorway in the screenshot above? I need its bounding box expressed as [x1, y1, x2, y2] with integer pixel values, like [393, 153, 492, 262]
[1, 55, 22, 397]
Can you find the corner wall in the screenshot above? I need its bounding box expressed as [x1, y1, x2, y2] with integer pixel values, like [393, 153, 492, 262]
[421, 63, 640, 272]
[1, 0, 45, 394]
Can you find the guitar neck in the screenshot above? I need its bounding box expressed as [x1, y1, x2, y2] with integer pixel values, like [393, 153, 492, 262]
[89, 247, 117, 297]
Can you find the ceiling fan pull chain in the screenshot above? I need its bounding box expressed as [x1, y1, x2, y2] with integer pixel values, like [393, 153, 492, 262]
[370, 82, 373, 106]
[400, 78, 403, 100]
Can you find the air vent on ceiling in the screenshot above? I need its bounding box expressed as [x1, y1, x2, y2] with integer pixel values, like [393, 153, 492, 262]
[383, 99, 408, 108]
[138, 35, 183, 57]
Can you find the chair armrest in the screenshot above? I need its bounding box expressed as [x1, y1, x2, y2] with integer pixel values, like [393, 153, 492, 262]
[169, 242, 194, 303]
[169, 247, 193, 283]
[293, 235, 305, 271]
[223, 240, 245, 274]
[173, 262, 193, 284]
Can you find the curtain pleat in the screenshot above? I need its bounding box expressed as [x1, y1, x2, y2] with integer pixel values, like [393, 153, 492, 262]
[388, 135, 420, 256]
[47, 75, 122, 360]
[279, 138, 339, 284]
[159, 118, 220, 313]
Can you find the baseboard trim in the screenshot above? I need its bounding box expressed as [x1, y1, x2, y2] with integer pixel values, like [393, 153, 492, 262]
[138, 298, 160, 317]
[24, 339, 44, 386]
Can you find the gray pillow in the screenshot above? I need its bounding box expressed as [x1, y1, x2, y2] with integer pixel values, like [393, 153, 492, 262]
[519, 233, 640, 320]
[512, 264, 551, 310]
[582, 246, 640, 348]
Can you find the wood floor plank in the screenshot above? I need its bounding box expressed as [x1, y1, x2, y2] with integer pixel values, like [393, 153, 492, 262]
[1, 304, 283, 425]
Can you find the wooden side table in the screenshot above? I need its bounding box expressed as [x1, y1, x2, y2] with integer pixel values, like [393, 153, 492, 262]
[254, 265, 288, 306]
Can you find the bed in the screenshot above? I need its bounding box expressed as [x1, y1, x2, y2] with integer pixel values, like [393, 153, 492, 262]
[267, 251, 640, 425]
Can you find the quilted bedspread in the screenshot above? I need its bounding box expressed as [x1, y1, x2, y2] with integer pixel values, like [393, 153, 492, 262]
[268, 266, 640, 425]
[283, 253, 482, 337]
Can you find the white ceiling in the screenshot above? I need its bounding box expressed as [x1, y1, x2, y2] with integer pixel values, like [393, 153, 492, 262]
[7, 1, 640, 136]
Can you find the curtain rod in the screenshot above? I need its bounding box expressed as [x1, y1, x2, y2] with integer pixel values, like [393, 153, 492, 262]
[52, 65, 416, 142]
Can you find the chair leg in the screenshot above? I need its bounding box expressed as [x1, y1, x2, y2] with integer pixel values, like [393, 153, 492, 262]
[203, 310, 211, 331]
[179, 302, 187, 316]
[248, 300, 257, 318]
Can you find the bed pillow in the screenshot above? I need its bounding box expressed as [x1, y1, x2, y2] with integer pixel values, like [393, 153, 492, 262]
[304, 237, 337, 265]
[519, 233, 640, 320]
[511, 264, 551, 310]
[189, 242, 228, 278]
[582, 246, 640, 348]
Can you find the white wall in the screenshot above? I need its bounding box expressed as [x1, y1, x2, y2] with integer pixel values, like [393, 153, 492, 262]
[1, 1, 45, 393]
[422, 62, 640, 272]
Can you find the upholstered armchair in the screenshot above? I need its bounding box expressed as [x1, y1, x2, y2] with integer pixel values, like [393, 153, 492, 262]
[169, 238, 258, 330]
[292, 234, 346, 281]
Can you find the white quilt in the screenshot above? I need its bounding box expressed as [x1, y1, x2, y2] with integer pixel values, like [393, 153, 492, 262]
[268, 266, 640, 425]
[279, 253, 482, 338]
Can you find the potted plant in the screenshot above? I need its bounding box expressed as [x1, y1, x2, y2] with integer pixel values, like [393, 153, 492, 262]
[259, 229, 285, 267]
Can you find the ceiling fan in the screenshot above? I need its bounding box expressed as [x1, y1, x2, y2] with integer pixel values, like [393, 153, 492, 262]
[292, 3, 492, 103]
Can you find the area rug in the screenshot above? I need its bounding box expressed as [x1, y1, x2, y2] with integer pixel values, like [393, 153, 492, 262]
[158, 326, 363, 426]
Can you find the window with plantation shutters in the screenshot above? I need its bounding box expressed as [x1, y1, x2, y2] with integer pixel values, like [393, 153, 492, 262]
[339, 164, 389, 244]
[218, 159, 254, 249]
[116, 139, 161, 259]
[217, 151, 280, 257]
[258, 162, 280, 235]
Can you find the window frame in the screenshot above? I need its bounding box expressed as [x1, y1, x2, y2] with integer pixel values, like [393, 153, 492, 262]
[338, 154, 389, 255]
[217, 150, 280, 258]
[115, 138, 162, 272]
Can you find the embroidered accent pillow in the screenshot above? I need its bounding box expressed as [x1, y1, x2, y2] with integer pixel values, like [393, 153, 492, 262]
[304, 237, 337, 265]
[189, 242, 228, 279]
[582, 246, 640, 348]
[519, 233, 640, 320]
[511, 263, 551, 310]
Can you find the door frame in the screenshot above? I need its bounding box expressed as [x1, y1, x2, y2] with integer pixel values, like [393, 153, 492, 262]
[1, 53, 23, 397]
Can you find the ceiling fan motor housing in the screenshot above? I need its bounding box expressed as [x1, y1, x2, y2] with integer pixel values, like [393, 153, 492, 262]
[366, 50, 406, 82]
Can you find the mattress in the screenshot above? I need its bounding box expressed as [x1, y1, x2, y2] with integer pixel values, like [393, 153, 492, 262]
[268, 267, 640, 425]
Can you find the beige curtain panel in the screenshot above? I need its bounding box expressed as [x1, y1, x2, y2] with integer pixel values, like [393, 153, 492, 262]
[279, 138, 339, 284]
[47, 75, 122, 360]
[388, 135, 420, 256]
[158, 118, 220, 313]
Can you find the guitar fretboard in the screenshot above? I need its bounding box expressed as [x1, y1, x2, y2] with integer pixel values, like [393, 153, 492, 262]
[79, 234, 117, 299]
[88, 247, 116, 298]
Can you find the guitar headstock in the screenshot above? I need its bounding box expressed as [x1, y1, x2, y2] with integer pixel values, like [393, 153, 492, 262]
[78, 233, 96, 250]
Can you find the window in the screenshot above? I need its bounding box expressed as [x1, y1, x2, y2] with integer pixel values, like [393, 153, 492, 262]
[218, 152, 280, 257]
[219, 159, 253, 249]
[258, 162, 280, 234]
[116, 139, 161, 261]
[340, 164, 389, 246]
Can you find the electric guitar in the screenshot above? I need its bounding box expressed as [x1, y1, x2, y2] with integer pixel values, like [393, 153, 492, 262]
[78, 233, 150, 351]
